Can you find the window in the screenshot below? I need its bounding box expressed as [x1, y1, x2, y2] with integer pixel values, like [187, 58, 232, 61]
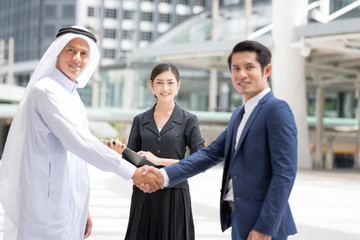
[177, 15, 188, 23]
[44, 5, 56, 18]
[88, 7, 95, 17]
[122, 30, 133, 40]
[141, 12, 153, 21]
[105, 8, 117, 19]
[178, 0, 188, 4]
[103, 49, 116, 59]
[195, 0, 205, 6]
[44, 25, 56, 38]
[62, 5, 75, 18]
[123, 10, 134, 19]
[159, 13, 170, 23]
[140, 32, 152, 41]
[104, 29, 116, 39]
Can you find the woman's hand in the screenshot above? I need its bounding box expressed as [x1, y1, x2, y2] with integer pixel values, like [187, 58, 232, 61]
[138, 151, 163, 165]
[105, 138, 126, 156]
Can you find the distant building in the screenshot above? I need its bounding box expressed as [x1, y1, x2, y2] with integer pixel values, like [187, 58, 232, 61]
[0, 0, 231, 86]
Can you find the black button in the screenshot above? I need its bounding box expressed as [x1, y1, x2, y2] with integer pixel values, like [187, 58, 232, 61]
[156, 137, 161, 142]
[156, 150, 161, 155]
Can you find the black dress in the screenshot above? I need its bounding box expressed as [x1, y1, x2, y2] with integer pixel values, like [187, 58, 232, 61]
[124, 104, 205, 240]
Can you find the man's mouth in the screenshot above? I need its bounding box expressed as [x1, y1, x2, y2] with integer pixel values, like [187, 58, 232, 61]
[69, 64, 81, 71]
[238, 81, 249, 86]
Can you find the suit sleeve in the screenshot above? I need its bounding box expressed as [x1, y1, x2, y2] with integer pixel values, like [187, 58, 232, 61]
[165, 127, 228, 187]
[254, 101, 298, 236]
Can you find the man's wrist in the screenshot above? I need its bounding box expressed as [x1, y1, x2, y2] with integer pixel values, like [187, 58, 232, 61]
[160, 168, 170, 187]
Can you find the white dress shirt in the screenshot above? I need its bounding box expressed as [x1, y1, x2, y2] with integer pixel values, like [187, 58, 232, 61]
[224, 88, 271, 202]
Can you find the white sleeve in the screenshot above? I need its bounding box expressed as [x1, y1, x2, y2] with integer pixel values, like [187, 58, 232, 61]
[160, 168, 170, 187]
[34, 83, 136, 180]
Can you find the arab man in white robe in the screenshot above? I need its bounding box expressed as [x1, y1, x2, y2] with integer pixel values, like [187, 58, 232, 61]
[0, 26, 162, 240]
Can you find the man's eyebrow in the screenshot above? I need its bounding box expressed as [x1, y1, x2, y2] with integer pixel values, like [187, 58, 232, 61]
[67, 45, 89, 52]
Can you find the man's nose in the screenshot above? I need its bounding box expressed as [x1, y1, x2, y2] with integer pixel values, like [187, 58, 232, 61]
[237, 69, 247, 78]
[73, 52, 81, 62]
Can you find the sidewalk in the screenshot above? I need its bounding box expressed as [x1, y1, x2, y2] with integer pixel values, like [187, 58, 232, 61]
[1, 165, 360, 240]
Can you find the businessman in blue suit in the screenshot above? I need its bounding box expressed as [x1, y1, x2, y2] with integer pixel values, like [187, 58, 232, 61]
[140, 40, 298, 240]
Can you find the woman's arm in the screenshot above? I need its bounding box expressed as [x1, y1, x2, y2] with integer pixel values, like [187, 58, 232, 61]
[137, 151, 179, 166]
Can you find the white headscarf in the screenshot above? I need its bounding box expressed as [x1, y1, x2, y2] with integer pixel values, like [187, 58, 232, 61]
[0, 26, 100, 234]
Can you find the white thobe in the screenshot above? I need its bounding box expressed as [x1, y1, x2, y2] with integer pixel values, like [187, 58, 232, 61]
[14, 68, 135, 239]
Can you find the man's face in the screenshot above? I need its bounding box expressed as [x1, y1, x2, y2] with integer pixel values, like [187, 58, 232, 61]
[56, 38, 89, 82]
[230, 51, 271, 102]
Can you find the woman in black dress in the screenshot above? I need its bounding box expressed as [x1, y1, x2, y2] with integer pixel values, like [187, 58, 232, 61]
[118, 63, 204, 240]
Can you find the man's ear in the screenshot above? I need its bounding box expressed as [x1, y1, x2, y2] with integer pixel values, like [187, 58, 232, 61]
[264, 64, 272, 78]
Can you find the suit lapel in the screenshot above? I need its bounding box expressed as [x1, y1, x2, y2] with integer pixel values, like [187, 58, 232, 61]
[233, 91, 274, 156]
[143, 105, 159, 136]
[145, 103, 183, 136]
[224, 106, 243, 160]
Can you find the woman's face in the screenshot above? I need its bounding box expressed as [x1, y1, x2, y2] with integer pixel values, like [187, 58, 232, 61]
[149, 70, 180, 103]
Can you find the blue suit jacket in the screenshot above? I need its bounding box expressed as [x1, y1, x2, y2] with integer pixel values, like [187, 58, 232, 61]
[164, 92, 297, 239]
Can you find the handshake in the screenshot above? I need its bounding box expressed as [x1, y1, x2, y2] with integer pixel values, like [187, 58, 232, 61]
[132, 166, 165, 193]
[102, 138, 165, 193]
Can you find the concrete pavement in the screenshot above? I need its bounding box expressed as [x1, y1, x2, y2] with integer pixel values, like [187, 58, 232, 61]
[1, 165, 360, 239]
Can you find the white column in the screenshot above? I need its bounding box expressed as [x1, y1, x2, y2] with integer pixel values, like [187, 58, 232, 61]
[319, 0, 330, 14]
[0, 39, 4, 84]
[211, 0, 219, 42]
[209, 69, 218, 112]
[209, 0, 219, 112]
[91, 67, 100, 108]
[272, 0, 312, 169]
[8, 37, 14, 85]
[325, 135, 335, 170]
[0, 119, 4, 159]
[314, 83, 325, 170]
[245, 0, 252, 38]
[122, 69, 136, 109]
[355, 86, 360, 170]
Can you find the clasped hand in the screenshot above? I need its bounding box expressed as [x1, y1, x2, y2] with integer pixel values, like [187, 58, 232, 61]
[132, 165, 164, 193]
[103, 139, 164, 193]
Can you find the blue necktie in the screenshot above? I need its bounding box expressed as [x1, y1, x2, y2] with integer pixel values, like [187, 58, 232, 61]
[231, 106, 245, 156]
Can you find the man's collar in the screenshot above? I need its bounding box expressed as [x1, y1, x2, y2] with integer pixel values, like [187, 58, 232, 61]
[244, 88, 271, 113]
[51, 67, 78, 92]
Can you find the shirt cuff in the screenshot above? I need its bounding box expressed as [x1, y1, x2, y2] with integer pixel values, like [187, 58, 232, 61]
[116, 158, 136, 180]
[160, 168, 170, 187]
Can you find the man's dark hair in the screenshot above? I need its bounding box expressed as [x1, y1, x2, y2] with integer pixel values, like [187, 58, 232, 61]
[227, 40, 271, 74]
[150, 63, 180, 83]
